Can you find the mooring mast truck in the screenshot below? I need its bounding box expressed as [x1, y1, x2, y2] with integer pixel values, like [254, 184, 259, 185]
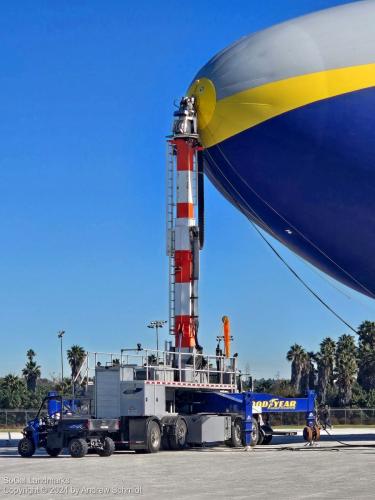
[73, 347, 317, 453]
[72, 96, 319, 453]
[25, 96, 318, 458]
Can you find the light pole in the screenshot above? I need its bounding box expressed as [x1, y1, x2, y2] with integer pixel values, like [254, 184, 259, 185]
[57, 330, 65, 384]
[147, 320, 167, 355]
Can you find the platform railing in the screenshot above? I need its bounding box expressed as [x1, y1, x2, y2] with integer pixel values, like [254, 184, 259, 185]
[80, 348, 238, 391]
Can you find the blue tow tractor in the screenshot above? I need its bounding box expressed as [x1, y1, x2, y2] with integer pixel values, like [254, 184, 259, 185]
[169, 386, 318, 448]
[18, 393, 119, 458]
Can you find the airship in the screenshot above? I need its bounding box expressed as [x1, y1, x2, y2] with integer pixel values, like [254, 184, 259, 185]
[188, 0, 375, 299]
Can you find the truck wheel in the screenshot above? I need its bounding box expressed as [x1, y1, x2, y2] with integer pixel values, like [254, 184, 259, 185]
[303, 426, 313, 442]
[262, 435, 273, 445]
[69, 438, 88, 458]
[146, 421, 161, 453]
[18, 438, 35, 457]
[97, 437, 115, 457]
[46, 447, 62, 457]
[313, 425, 321, 441]
[226, 417, 243, 447]
[257, 427, 264, 445]
[259, 424, 273, 445]
[250, 417, 260, 447]
[161, 433, 170, 450]
[168, 418, 187, 450]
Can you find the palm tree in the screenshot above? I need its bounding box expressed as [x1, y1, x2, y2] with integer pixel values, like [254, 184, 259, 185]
[22, 349, 41, 393]
[357, 321, 375, 348]
[316, 337, 336, 403]
[27, 349, 35, 360]
[1, 374, 23, 391]
[55, 377, 72, 395]
[67, 345, 86, 382]
[308, 351, 317, 390]
[335, 334, 357, 406]
[1, 374, 26, 408]
[286, 344, 306, 392]
[300, 351, 317, 394]
[357, 321, 375, 390]
[358, 344, 375, 391]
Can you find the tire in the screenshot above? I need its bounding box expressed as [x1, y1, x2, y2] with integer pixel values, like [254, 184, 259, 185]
[262, 435, 273, 445]
[161, 417, 171, 450]
[161, 433, 170, 450]
[259, 424, 273, 445]
[46, 447, 62, 457]
[313, 425, 321, 441]
[250, 417, 260, 447]
[146, 420, 161, 453]
[168, 418, 187, 450]
[303, 426, 313, 442]
[227, 417, 243, 448]
[18, 437, 36, 458]
[69, 438, 88, 458]
[97, 437, 115, 457]
[257, 430, 264, 445]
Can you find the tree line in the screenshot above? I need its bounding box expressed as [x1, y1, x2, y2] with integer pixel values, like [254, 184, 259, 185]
[286, 321, 375, 407]
[0, 345, 86, 409]
[2, 321, 375, 409]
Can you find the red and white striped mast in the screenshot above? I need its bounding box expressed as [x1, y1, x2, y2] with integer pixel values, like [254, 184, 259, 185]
[167, 97, 201, 355]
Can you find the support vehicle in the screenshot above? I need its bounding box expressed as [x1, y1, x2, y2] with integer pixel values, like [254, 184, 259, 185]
[18, 395, 119, 458]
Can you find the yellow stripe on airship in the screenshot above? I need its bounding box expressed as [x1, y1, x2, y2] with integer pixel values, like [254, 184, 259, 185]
[189, 63, 375, 148]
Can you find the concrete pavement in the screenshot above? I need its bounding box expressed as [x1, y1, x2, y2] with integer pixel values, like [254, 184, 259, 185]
[0, 429, 374, 499]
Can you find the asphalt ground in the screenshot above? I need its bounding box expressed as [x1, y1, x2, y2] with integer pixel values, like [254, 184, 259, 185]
[0, 429, 374, 500]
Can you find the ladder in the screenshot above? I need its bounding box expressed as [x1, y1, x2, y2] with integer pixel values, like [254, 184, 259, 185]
[166, 142, 176, 337]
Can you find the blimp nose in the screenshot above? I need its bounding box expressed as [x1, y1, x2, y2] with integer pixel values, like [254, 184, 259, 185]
[188, 78, 216, 132]
[186, 0, 375, 299]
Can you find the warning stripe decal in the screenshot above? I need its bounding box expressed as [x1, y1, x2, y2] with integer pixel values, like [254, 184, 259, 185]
[145, 380, 234, 389]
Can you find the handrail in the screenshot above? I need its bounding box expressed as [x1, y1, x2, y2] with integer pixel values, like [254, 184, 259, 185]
[82, 348, 237, 389]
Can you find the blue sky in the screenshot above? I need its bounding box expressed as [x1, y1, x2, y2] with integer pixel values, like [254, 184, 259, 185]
[1, 0, 371, 380]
